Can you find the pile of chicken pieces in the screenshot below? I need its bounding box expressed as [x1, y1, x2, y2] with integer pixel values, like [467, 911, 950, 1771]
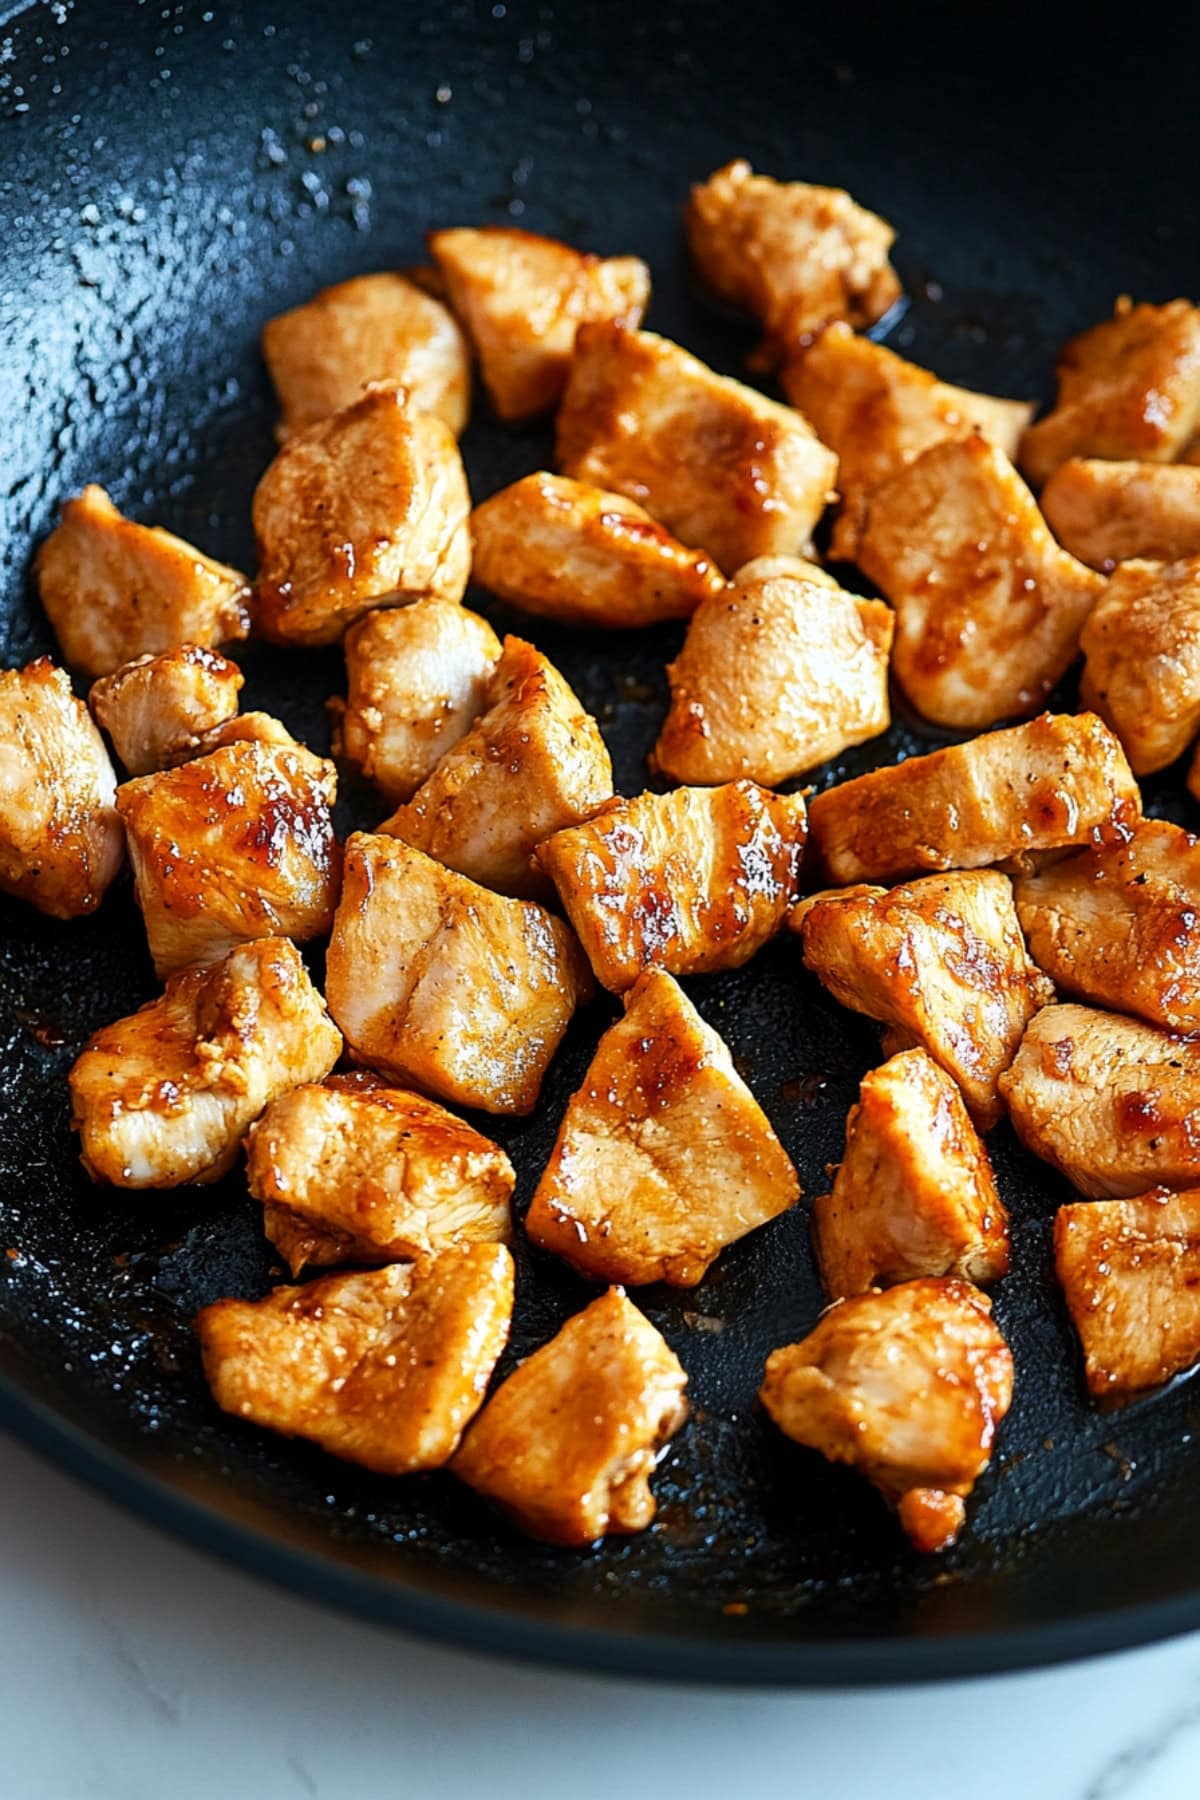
[6, 158, 1200, 1559]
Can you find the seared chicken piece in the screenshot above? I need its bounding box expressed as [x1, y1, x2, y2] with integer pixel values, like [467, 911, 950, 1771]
[380, 636, 613, 898]
[760, 1278, 1012, 1552]
[69, 937, 341, 1187]
[452, 1287, 688, 1545]
[325, 833, 591, 1116]
[88, 644, 243, 776]
[1041, 459, 1200, 571]
[1079, 556, 1200, 773]
[117, 739, 339, 977]
[808, 712, 1141, 887]
[800, 871, 1053, 1128]
[428, 224, 650, 421]
[556, 323, 838, 572]
[535, 782, 807, 991]
[35, 484, 251, 680]
[252, 384, 471, 646]
[526, 968, 800, 1286]
[334, 600, 501, 804]
[856, 434, 1105, 729]
[197, 1245, 514, 1474]
[247, 1076, 515, 1276]
[651, 570, 892, 786]
[0, 658, 124, 919]
[813, 1049, 1009, 1299]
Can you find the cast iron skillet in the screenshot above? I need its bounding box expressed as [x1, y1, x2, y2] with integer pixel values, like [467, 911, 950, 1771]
[4, 0, 1200, 1687]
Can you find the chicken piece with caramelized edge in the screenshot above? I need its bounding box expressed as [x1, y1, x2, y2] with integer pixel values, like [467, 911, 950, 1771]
[1041, 459, 1200, 572]
[452, 1287, 687, 1545]
[88, 644, 243, 777]
[1079, 556, 1200, 774]
[760, 1277, 1012, 1553]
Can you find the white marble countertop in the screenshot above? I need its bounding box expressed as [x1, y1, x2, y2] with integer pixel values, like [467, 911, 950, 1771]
[4, 1430, 1200, 1800]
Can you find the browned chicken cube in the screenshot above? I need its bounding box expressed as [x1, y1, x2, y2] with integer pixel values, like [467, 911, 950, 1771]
[525, 968, 800, 1286]
[0, 658, 124, 919]
[324, 833, 591, 1115]
[88, 644, 243, 776]
[1040, 459, 1200, 572]
[69, 937, 341, 1187]
[428, 224, 650, 421]
[117, 739, 339, 977]
[452, 1287, 688, 1545]
[1079, 556, 1200, 774]
[197, 1245, 514, 1474]
[760, 1278, 1012, 1553]
[35, 484, 251, 680]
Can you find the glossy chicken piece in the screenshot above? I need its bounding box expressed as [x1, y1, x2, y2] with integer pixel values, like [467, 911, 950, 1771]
[88, 644, 243, 776]
[252, 384, 471, 646]
[800, 871, 1053, 1129]
[35, 484, 251, 680]
[0, 658, 124, 919]
[469, 472, 726, 629]
[324, 833, 591, 1116]
[117, 739, 339, 977]
[651, 570, 892, 786]
[813, 1049, 1009, 1300]
[1040, 459, 1200, 572]
[556, 323, 838, 572]
[535, 781, 807, 991]
[197, 1245, 514, 1474]
[452, 1287, 688, 1545]
[856, 434, 1105, 729]
[760, 1278, 1012, 1553]
[427, 224, 649, 421]
[808, 712, 1141, 887]
[69, 937, 341, 1187]
[525, 969, 800, 1286]
[1079, 556, 1200, 774]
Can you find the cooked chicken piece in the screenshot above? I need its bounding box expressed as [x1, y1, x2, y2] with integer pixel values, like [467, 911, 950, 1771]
[788, 883, 886, 932]
[800, 871, 1053, 1129]
[814, 1049, 1009, 1300]
[1020, 299, 1200, 488]
[262, 270, 471, 439]
[1040, 459, 1200, 572]
[808, 712, 1141, 887]
[88, 644, 243, 776]
[117, 739, 339, 977]
[856, 434, 1105, 729]
[729, 554, 838, 588]
[783, 323, 1033, 559]
[651, 570, 892, 787]
[69, 937, 341, 1187]
[379, 635, 613, 898]
[197, 1245, 513, 1475]
[1055, 1189, 1200, 1396]
[196, 711, 300, 754]
[452, 1287, 688, 1545]
[333, 600, 501, 805]
[1079, 556, 1200, 774]
[252, 384, 471, 646]
[428, 225, 650, 421]
[247, 1076, 515, 1276]
[325, 833, 591, 1115]
[556, 324, 838, 572]
[535, 782, 807, 991]
[1000, 1002, 1200, 1196]
[35, 484, 251, 680]
[760, 1277, 1012, 1553]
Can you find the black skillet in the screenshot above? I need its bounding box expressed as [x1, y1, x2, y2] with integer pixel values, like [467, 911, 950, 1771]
[3, 0, 1200, 1686]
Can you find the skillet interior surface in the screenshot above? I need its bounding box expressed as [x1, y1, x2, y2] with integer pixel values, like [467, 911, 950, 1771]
[3, 0, 1200, 1684]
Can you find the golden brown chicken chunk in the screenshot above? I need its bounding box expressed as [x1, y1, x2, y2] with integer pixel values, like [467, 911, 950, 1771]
[760, 1278, 1012, 1553]
[69, 937, 341, 1188]
[428, 224, 649, 421]
[197, 1245, 514, 1474]
[0, 658, 124, 919]
[325, 833, 591, 1115]
[452, 1287, 688, 1545]
[380, 635, 613, 898]
[526, 969, 799, 1286]
[1079, 556, 1200, 774]
[813, 1049, 1009, 1300]
[1040, 459, 1200, 572]
[88, 644, 243, 777]
[262, 270, 470, 439]
[117, 739, 339, 977]
[800, 871, 1053, 1129]
[556, 324, 838, 572]
[856, 434, 1105, 729]
[535, 782, 806, 991]
[252, 384, 471, 646]
[35, 484, 251, 681]
[808, 712, 1141, 887]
